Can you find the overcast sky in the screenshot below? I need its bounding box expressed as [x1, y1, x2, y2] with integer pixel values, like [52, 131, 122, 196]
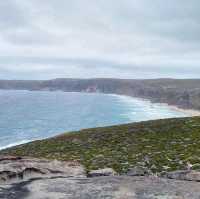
[0, 0, 200, 79]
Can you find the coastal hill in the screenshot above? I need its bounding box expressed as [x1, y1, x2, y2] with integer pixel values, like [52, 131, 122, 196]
[0, 78, 200, 110]
[2, 116, 200, 174]
[2, 117, 200, 197]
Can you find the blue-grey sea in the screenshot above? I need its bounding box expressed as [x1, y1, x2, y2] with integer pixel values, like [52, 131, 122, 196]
[0, 90, 187, 150]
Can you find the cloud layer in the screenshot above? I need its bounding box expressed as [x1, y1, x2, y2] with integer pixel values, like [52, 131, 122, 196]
[0, 0, 200, 79]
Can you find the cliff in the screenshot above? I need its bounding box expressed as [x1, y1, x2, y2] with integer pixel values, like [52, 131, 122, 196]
[0, 78, 200, 110]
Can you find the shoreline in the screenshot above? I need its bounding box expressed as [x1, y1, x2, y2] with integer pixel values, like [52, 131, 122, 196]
[110, 93, 200, 117]
[0, 140, 32, 151]
[1, 91, 200, 151]
[1, 89, 200, 117]
[165, 105, 200, 117]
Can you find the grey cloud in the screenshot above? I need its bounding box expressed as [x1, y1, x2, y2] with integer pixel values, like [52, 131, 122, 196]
[0, 0, 200, 79]
[0, 56, 199, 80]
[0, 1, 27, 29]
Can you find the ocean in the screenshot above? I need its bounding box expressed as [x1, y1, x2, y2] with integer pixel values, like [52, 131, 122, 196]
[0, 90, 187, 150]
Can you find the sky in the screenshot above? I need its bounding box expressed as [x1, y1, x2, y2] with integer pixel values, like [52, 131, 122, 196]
[0, 0, 200, 79]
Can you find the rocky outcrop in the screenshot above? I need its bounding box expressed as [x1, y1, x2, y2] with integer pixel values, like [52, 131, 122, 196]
[88, 168, 117, 177]
[126, 166, 149, 176]
[165, 170, 200, 182]
[0, 156, 85, 183]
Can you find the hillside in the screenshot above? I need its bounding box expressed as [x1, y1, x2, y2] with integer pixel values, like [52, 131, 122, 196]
[2, 116, 200, 174]
[0, 78, 200, 110]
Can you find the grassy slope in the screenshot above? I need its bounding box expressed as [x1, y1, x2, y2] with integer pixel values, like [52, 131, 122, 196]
[1, 117, 200, 174]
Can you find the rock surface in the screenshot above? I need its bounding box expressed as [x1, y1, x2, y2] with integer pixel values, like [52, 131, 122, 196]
[165, 170, 200, 182]
[88, 168, 117, 177]
[1, 176, 200, 198]
[0, 156, 85, 183]
[1, 156, 200, 198]
[126, 166, 148, 176]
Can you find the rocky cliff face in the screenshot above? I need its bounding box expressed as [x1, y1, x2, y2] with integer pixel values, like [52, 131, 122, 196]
[0, 78, 200, 110]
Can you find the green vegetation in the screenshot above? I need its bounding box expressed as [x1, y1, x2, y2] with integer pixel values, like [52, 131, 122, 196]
[1, 117, 200, 174]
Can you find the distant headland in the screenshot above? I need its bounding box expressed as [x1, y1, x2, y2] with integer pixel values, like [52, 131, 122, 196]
[0, 78, 200, 111]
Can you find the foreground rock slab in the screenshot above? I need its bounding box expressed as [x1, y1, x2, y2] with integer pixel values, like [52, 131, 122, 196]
[1, 176, 200, 199]
[1, 156, 200, 198]
[0, 156, 85, 183]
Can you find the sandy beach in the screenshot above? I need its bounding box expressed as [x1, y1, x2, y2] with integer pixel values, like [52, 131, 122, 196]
[167, 105, 200, 117]
[113, 93, 200, 117]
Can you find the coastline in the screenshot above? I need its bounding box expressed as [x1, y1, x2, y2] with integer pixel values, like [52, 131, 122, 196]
[1, 91, 200, 151]
[165, 105, 200, 117]
[0, 140, 32, 151]
[110, 93, 200, 117]
[1, 89, 200, 117]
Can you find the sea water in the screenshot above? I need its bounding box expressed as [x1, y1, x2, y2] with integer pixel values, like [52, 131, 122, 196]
[0, 90, 187, 150]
